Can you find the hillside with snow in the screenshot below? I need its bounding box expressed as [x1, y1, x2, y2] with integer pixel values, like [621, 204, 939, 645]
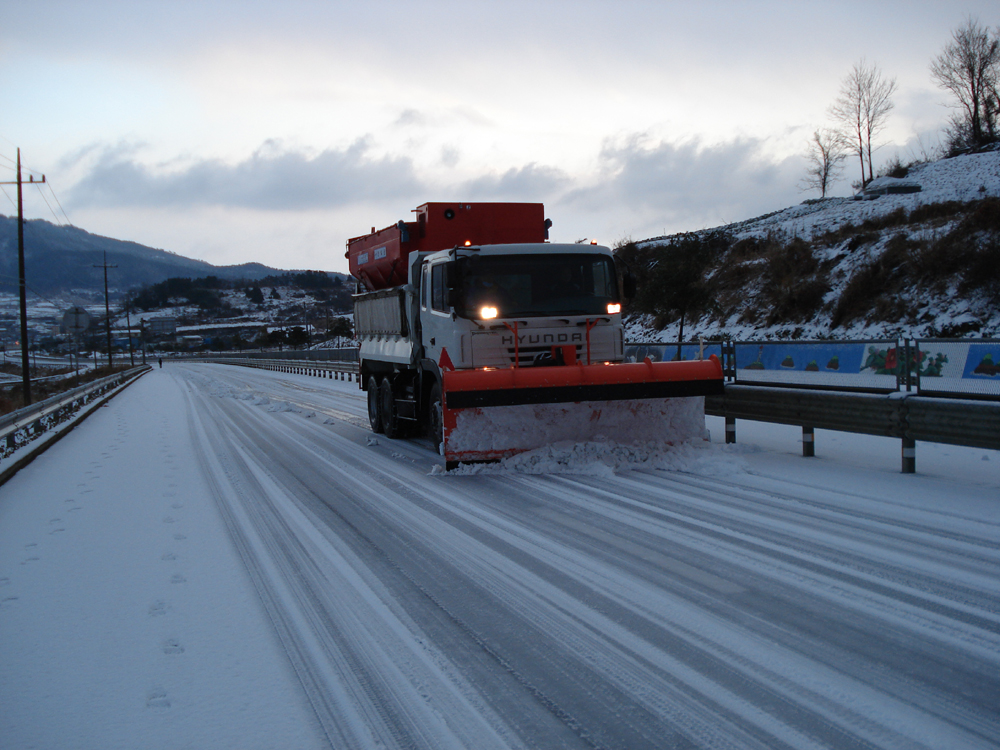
[625, 149, 1000, 342]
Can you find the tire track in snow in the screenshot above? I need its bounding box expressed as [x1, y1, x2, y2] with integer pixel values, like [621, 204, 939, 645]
[170, 363, 1000, 749]
[180, 371, 537, 750]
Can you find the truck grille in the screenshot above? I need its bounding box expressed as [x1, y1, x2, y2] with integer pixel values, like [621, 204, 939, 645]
[504, 344, 583, 366]
[471, 328, 617, 368]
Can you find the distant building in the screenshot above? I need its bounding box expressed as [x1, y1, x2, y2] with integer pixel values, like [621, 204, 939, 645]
[147, 317, 178, 336]
[175, 321, 264, 339]
[176, 335, 205, 349]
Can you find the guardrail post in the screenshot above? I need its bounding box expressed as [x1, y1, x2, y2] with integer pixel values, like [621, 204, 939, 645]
[725, 416, 736, 444]
[802, 426, 815, 457]
[723, 340, 736, 380]
[902, 437, 916, 473]
[903, 339, 913, 392]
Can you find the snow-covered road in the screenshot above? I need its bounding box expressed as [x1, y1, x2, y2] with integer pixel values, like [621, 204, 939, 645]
[1, 363, 998, 749]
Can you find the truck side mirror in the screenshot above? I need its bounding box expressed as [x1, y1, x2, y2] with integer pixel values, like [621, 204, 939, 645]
[622, 269, 636, 299]
[614, 255, 636, 300]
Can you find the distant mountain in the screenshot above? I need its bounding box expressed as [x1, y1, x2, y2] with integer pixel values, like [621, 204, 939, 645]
[0, 216, 335, 297]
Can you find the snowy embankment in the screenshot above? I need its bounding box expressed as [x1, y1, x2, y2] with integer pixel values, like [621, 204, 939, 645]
[729, 149, 1000, 241]
[628, 150, 1000, 342]
[1, 364, 998, 749]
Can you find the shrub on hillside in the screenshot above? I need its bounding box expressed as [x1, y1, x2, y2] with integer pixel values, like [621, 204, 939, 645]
[758, 237, 830, 324]
[877, 155, 909, 179]
[831, 233, 917, 327]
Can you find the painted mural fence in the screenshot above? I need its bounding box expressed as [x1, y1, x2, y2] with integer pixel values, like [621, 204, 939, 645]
[624, 339, 1000, 399]
[913, 339, 1000, 398]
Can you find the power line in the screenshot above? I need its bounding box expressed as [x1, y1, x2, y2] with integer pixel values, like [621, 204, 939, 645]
[0, 185, 16, 211]
[0, 148, 69, 225]
[0, 149, 44, 179]
[44, 181, 72, 225]
[0, 272, 77, 308]
[0, 173, 72, 225]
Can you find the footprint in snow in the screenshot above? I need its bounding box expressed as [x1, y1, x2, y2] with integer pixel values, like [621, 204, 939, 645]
[149, 600, 168, 617]
[162, 639, 185, 654]
[146, 687, 171, 709]
[170, 574, 186, 584]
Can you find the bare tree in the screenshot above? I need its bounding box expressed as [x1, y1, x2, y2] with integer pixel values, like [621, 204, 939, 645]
[801, 129, 847, 198]
[830, 59, 897, 188]
[931, 18, 1000, 151]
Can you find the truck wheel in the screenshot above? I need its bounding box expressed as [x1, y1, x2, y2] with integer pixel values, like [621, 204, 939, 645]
[428, 381, 443, 455]
[379, 376, 401, 438]
[367, 376, 383, 433]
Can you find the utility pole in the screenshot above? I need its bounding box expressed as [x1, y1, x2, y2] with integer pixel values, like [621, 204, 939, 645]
[0, 149, 44, 405]
[125, 298, 135, 366]
[94, 250, 117, 370]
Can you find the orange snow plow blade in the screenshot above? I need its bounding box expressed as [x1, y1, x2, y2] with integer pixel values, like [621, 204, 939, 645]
[441, 355, 724, 465]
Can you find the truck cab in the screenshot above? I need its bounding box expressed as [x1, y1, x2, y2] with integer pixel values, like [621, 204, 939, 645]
[354, 241, 631, 445]
[418, 243, 626, 371]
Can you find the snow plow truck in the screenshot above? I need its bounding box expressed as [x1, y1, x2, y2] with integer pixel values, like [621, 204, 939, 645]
[347, 202, 723, 469]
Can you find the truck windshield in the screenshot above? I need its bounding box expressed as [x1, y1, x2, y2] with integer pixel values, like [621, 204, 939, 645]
[458, 253, 619, 319]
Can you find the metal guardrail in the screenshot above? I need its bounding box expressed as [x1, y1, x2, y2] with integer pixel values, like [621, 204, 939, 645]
[197, 356, 359, 383]
[1, 366, 150, 458]
[189, 348, 360, 363]
[706, 385, 999, 473]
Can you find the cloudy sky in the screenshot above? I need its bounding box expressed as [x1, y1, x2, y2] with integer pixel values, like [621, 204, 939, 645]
[0, 1, 992, 274]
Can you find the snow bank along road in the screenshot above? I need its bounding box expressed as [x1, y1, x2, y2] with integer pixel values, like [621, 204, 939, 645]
[1, 363, 998, 749]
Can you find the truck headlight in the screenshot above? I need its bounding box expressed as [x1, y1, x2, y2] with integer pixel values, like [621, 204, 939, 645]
[607, 303, 621, 314]
[480, 306, 498, 319]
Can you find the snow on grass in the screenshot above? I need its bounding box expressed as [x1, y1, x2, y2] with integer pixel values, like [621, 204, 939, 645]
[628, 150, 1000, 342]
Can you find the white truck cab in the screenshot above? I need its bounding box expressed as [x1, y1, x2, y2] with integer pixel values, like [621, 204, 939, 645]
[354, 242, 631, 441]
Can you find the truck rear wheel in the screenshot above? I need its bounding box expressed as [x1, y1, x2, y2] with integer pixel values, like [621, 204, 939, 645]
[367, 376, 383, 433]
[379, 376, 402, 438]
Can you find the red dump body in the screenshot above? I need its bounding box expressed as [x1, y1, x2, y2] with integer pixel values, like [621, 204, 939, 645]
[346, 202, 547, 290]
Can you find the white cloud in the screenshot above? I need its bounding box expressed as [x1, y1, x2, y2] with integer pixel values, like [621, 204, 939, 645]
[66, 138, 424, 211]
[560, 133, 806, 235]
